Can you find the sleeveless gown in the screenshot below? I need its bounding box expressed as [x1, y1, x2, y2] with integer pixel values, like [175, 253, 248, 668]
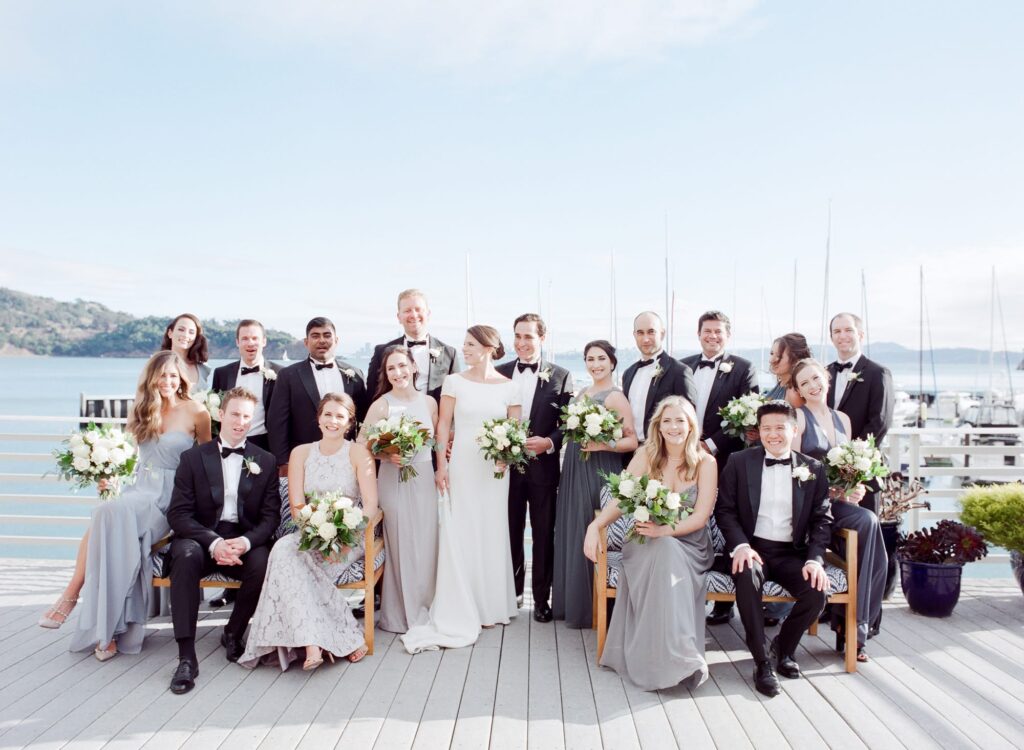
[800, 406, 887, 647]
[600, 485, 714, 691]
[377, 392, 439, 633]
[238, 441, 366, 669]
[400, 375, 520, 653]
[552, 388, 626, 629]
[70, 431, 193, 654]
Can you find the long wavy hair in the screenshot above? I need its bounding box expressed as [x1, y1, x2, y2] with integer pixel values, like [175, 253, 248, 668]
[374, 345, 419, 400]
[641, 396, 703, 483]
[130, 351, 191, 443]
[160, 313, 209, 365]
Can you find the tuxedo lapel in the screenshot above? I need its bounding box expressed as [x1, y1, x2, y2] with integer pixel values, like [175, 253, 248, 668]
[236, 444, 257, 521]
[838, 358, 867, 411]
[427, 338, 447, 394]
[706, 357, 729, 417]
[201, 444, 225, 516]
[826, 363, 838, 409]
[622, 364, 636, 397]
[528, 358, 549, 427]
[223, 362, 239, 390]
[746, 448, 763, 524]
[297, 362, 321, 410]
[643, 353, 669, 419]
[791, 455, 806, 536]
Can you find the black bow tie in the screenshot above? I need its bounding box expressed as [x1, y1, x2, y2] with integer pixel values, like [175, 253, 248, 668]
[697, 358, 720, 370]
[220, 444, 245, 459]
[407, 340, 427, 348]
[517, 362, 539, 373]
[240, 365, 260, 375]
[312, 360, 334, 370]
[765, 456, 791, 467]
[637, 358, 655, 368]
[834, 361, 853, 371]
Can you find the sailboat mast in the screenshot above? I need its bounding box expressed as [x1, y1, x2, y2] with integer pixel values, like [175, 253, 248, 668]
[664, 212, 671, 354]
[861, 269, 871, 357]
[988, 266, 996, 405]
[610, 251, 618, 348]
[792, 259, 798, 331]
[465, 253, 473, 328]
[819, 201, 832, 360]
[919, 266, 925, 426]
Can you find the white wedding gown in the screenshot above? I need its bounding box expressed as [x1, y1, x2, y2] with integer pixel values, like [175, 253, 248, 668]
[401, 374, 520, 653]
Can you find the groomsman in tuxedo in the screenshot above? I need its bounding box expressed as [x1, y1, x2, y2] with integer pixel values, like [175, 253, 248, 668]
[267, 317, 368, 477]
[827, 312, 895, 512]
[622, 311, 696, 452]
[495, 314, 573, 622]
[366, 289, 459, 403]
[166, 388, 280, 695]
[714, 401, 832, 697]
[211, 320, 282, 452]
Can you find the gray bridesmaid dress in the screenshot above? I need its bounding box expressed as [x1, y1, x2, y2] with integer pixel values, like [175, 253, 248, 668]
[69, 430, 192, 654]
[377, 392, 439, 633]
[600, 486, 713, 691]
[552, 388, 625, 629]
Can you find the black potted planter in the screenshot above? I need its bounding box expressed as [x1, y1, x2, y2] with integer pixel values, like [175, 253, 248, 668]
[880, 521, 900, 599]
[896, 520, 988, 618]
[1012, 551, 1024, 595]
[899, 560, 963, 617]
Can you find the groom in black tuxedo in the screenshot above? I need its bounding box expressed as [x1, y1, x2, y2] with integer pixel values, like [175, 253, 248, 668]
[495, 314, 573, 622]
[166, 388, 280, 695]
[714, 401, 832, 697]
[267, 317, 368, 476]
[211, 319, 283, 453]
[621, 311, 696, 458]
[366, 289, 459, 403]
[827, 312, 894, 512]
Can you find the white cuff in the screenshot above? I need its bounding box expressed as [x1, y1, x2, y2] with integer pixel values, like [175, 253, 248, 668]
[804, 559, 823, 569]
[240, 536, 252, 553]
[209, 538, 223, 558]
[730, 543, 751, 558]
[705, 438, 718, 455]
[545, 438, 556, 455]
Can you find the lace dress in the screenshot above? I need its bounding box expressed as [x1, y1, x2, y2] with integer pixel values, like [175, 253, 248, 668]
[238, 441, 365, 669]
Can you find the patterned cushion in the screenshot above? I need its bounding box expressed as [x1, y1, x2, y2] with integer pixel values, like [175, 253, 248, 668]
[606, 551, 623, 589]
[150, 553, 241, 584]
[607, 558, 847, 596]
[708, 515, 727, 555]
[335, 547, 386, 585]
[600, 486, 633, 552]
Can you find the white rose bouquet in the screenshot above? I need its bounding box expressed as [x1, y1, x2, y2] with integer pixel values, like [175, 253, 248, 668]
[365, 414, 435, 482]
[295, 491, 366, 560]
[825, 436, 890, 495]
[192, 389, 223, 438]
[600, 470, 689, 544]
[53, 423, 137, 499]
[476, 417, 532, 479]
[558, 395, 623, 462]
[718, 393, 768, 439]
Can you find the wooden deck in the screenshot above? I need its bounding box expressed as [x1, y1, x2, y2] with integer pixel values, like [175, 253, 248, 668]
[1, 560, 1023, 750]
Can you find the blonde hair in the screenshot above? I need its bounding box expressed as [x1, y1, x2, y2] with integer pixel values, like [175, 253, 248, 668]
[641, 396, 703, 483]
[130, 351, 191, 443]
[397, 288, 428, 310]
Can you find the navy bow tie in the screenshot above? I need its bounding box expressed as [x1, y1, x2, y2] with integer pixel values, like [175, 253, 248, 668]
[517, 362, 539, 373]
[637, 358, 655, 368]
[407, 340, 427, 348]
[220, 445, 245, 459]
[313, 361, 334, 370]
[240, 365, 260, 375]
[696, 358, 720, 369]
[765, 456, 791, 467]
[833, 361, 853, 371]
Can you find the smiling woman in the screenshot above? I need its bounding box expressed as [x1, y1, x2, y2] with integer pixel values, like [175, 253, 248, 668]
[161, 313, 210, 390]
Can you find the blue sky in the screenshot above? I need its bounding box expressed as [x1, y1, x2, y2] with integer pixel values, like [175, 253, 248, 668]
[1, 1, 1021, 353]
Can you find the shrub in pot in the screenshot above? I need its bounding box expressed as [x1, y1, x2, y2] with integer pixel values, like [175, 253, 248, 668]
[897, 520, 988, 617]
[960, 483, 1024, 595]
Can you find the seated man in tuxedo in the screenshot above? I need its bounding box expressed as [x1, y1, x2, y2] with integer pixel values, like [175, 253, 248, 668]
[211, 319, 282, 452]
[166, 387, 280, 695]
[714, 401, 832, 697]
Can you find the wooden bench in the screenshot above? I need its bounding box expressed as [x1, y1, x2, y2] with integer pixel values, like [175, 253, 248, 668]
[152, 508, 386, 654]
[593, 523, 859, 673]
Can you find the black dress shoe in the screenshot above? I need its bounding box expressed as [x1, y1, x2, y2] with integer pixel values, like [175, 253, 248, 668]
[170, 659, 199, 695]
[533, 603, 553, 623]
[221, 630, 245, 662]
[763, 615, 780, 627]
[753, 660, 781, 697]
[770, 638, 801, 679]
[209, 589, 237, 609]
[706, 602, 733, 625]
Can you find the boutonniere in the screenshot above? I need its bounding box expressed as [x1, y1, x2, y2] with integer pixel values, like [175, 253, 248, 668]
[847, 371, 863, 383]
[429, 347, 442, 361]
[342, 368, 356, 379]
[718, 360, 734, 374]
[261, 366, 277, 381]
[538, 367, 552, 383]
[792, 465, 814, 483]
[652, 363, 664, 380]
[243, 457, 262, 476]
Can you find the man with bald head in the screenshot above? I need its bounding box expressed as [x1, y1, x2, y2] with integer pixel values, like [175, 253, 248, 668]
[621, 311, 696, 453]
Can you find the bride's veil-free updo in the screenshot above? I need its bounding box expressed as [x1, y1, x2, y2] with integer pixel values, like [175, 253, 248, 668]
[466, 325, 505, 360]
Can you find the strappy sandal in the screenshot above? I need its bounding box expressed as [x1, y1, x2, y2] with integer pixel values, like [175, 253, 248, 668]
[856, 647, 869, 663]
[38, 597, 78, 629]
[95, 642, 118, 662]
[346, 645, 368, 663]
[303, 648, 336, 671]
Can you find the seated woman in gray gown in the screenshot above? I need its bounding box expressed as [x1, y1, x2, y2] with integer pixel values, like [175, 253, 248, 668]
[584, 396, 718, 691]
[40, 351, 212, 661]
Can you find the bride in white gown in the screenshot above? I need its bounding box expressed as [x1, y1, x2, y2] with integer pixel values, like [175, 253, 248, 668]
[401, 325, 521, 653]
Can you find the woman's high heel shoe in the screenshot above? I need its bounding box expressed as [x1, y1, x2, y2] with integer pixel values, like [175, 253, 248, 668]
[303, 648, 335, 671]
[38, 597, 78, 629]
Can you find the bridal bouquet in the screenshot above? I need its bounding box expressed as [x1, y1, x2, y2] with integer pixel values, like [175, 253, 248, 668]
[718, 393, 768, 439]
[476, 417, 532, 479]
[558, 395, 623, 462]
[600, 470, 688, 544]
[54, 423, 137, 499]
[296, 491, 366, 560]
[192, 389, 223, 438]
[365, 414, 435, 482]
[825, 436, 890, 495]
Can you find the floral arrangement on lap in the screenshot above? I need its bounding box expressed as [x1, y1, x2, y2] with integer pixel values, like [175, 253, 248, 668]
[601, 470, 689, 545]
[825, 436, 889, 496]
[296, 491, 366, 562]
[54, 423, 137, 499]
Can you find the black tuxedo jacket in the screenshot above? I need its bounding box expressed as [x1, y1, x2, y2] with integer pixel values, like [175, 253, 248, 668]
[366, 335, 459, 404]
[495, 359, 574, 486]
[621, 351, 696, 440]
[211, 360, 283, 409]
[266, 357, 368, 466]
[714, 446, 833, 566]
[680, 352, 759, 467]
[166, 441, 280, 551]
[826, 355, 894, 443]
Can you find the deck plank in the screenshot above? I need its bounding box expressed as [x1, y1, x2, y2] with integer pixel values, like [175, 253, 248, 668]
[526, 618, 563, 750]
[410, 649, 472, 750]
[373, 647, 443, 750]
[450, 636, 502, 749]
[580, 629, 641, 750]
[489, 609, 529, 750]
[337, 634, 415, 750]
[553, 622, 602, 750]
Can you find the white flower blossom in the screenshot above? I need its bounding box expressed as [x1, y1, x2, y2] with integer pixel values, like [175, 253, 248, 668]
[618, 479, 636, 497]
[633, 506, 651, 523]
[343, 508, 364, 529]
[300, 504, 314, 519]
[91, 446, 110, 464]
[645, 479, 663, 499]
[73, 456, 91, 472]
[566, 415, 580, 430]
[792, 466, 813, 482]
[318, 523, 338, 541]
[665, 492, 682, 510]
[262, 367, 277, 381]
[309, 509, 328, 527]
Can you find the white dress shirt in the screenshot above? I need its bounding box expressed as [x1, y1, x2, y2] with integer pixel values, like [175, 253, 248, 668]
[833, 353, 862, 406]
[512, 361, 540, 421]
[310, 358, 345, 399]
[405, 335, 431, 393]
[693, 354, 722, 454]
[753, 455, 794, 543]
[628, 352, 661, 442]
[236, 360, 267, 436]
[209, 441, 252, 556]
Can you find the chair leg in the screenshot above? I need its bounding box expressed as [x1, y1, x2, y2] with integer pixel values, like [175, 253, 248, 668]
[595, 592, 607, 664]
[845, 599, 857, 673]
[365, 574, 376, 656]
[808, 615, 818, 637]
[592, 580, 598, 630]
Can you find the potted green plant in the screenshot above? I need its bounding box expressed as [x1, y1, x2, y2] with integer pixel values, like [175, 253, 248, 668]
[960, 483, 1024, 595]
[897, 519, 988, 617]
[877, 473, 931, 598]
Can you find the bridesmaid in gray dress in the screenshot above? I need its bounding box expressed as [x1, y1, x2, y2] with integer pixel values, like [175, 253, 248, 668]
[47, 352, 212, 660]
[359, 345, 439, 633]
[552, 341, 638, 629]
[585, 396, 718, 691]
[161, 313, 212, 390]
